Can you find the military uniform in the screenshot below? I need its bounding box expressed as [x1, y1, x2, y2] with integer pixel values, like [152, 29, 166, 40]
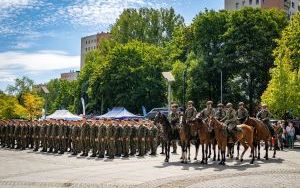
[97, 124, 107, 158]
[80, 123, 90, 156]
[33, 123, 41, 151]
[221, 105, 238, 142]
[71, 124, 81, 155]
[58, 123, 67, 154]
[149, 125, 158, 155]
[199, 107, 214, 120]
[137, 124, 147, 156]
[214, 106, 226, 121]
[257, 108, 275, 136]
[40, 123, 47, 152]
[115, 124, 123, 157]
[89, 123, 98, 157]
[14, 123, 21, 149]
[20, 123, 28, 150]
[237, 107, 249, 124]
[130, 125, 138, 156]
[185, 107, 197, 122]
[107, 124, 117, 159]
[122, 124, 131, 157]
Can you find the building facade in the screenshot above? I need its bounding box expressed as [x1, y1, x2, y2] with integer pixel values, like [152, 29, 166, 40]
[60, 71, 79, 81]
[225, 0, 300, 16]
[80, 32, 110, 69]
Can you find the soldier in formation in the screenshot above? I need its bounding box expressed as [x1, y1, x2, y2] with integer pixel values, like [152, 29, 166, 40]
[0, 119, 160, 159]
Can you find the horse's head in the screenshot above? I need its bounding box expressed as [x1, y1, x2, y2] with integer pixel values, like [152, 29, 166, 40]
[208, 115, 218, 130]
[154, 112, 163, 125]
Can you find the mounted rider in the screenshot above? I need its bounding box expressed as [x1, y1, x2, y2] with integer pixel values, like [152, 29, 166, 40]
[169, 103, 180, 153]
[237, 102, 249, 124]
[221, 103, 238, 143]
[214, 103, 226, 121]
[185, 101, 197, 123]
[256, 104, 275, 137]
[199, 101, 214, 121]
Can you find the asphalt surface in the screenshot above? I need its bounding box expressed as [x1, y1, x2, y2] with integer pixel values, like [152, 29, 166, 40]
[0, 144, 299, 188]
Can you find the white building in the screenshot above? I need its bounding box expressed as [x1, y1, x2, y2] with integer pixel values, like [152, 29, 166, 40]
[60, 71, 79, 81]
[224, 0, 300, 17]
[80, 32, 110, 69]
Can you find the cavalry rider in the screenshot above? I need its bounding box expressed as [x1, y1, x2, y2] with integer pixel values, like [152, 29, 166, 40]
[199, 101, 214, 121]
[185, 101, 197, 123]
[169, 103, 180, 153]
[214, 103, 226, 121]
[237, 102, 249, 124]
[221, 103, 238, 143]
[256, 104, 275, 137]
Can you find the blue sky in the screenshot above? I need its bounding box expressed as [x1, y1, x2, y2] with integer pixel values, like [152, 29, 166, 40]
[0, 0, 223, 90]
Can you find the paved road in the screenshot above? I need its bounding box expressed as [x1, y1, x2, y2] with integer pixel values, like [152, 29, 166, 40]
[0, 145, 299, 188]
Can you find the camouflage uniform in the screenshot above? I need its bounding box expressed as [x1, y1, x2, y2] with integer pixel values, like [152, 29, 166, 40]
[130, 125, 138, 156]
[58, 123, 67, 154]
[51, 123, 59, 153]
[14, 123, 21, 149]
[237, 107, 249, 124]
[145, 126, 151, 154]
[115, 124, 123, 157]
[107, 124, 117, 159]
[169, 111, 179, 153]
[149, 125, 159, 155]
[214, 106, 226, 121]
[9, 123, 15, 149]
[40, 123, 47, 152]
[20, 123, 28, 150]
[257, 108, 274, 136]
[33, 123, 41, 151]
[45, 123, 52, 152]
[80, 123, 90, 156]
[221, 107, 238, 140]
[71, 125, 81, 155]
[89, 123, 98, 157]
[185, 107, 197, 122]
[137, 124, 147, 156]
[97, 124, 107, 158]
[27, 123, 34, 148]
[122, 124, 131, 157]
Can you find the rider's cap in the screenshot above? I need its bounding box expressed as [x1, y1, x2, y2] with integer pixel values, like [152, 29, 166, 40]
[262, 104, 267, 107]
[239, 102, 244, 106]
[187, 101, 194, 105]
[217, 103, 223, 107]
[226, 103, 233, 107]
[206, 101, 213, 105]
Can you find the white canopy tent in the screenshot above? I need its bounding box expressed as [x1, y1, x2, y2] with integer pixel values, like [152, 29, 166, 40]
[46, 110, 82, 121]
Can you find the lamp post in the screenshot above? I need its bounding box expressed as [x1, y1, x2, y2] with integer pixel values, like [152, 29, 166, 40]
[162, 72, 175, 114]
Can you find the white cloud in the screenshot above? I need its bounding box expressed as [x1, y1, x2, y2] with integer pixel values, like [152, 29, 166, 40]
[59, 0, 169, 26]
[0, 0, 33, 9]
[0, 50, 80, 82]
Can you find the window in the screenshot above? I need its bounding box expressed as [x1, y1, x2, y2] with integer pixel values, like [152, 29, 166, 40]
[242, 1, 245, 6]
[236, 2, 239, 9]
[256, 0, 259, 5]
[85, 48, 87, 52]
[292, 2, 295, 8]
[249, 0, 252, 5]
[86, 41, 87, 44]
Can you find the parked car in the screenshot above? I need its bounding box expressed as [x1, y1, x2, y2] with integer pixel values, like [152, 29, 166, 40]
[145, 108, 169, 120]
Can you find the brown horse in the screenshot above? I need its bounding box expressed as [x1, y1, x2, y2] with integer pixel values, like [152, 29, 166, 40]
[208, 116, 255, 165]
[178, 114, 191, 163]
[190, 117, 217, 164]
[244, 117, 276, 160]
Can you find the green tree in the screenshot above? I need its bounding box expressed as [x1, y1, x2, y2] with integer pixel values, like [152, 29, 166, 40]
[111, 7, 184, 45]
[0, 93, 27, 119]
[222, 8, 288, 113]
[89, 41, 166, 114]
[23, 92, 44, 120]
[262, 12, 300, 118]
[6, 76, 34, 105]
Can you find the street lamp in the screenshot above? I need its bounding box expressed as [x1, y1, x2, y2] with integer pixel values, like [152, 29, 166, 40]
[162, 71, 175, 114]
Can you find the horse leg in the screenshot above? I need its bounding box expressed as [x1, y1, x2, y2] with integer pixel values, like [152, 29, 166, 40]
[212, 143, 216, 161]
[240, 142, 248, 163]
[236, 142, 240, 160]
[250, 143, 255, 164]
[205, 143, 208, 164]
[208, 143, 211, 158]
[217, 146, 221, 161]
[219, 149, 223, 165]
[194, 141, 199, 160]
[188, 142, 191, 161]
[181, 142, 184, 163]
[264, 141, 269, 160]
[200, 143, 205, 164]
